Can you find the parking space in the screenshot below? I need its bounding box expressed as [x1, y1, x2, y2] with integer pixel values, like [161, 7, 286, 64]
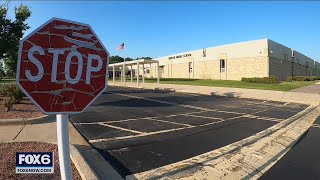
[260, 116, 320, 180]
[70, 86, 309, 178]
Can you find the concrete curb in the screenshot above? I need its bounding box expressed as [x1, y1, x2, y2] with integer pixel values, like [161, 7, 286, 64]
[69, 121, 123, 180]
[70, 144, 99, 180]
[0, 115, 49, 125]
[111, 83, 320, 106]
[127, 105, 319, 180]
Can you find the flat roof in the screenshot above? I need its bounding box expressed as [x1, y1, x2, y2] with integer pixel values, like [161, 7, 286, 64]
[109, 59, 158, 67]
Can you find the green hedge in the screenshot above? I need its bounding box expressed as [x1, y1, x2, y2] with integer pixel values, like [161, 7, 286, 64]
[286, 76, 320, 82]
[241, 76, 278, 84]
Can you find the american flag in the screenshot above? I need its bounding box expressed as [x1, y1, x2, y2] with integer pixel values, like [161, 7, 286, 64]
[116, 43, 124, 51]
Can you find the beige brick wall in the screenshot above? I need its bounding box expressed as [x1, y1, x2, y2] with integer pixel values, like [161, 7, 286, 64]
[227, 57, 269, 80]
[146, 57, 318, 81]
[193, 60, 220, 79]
[148, 57, 269, 81]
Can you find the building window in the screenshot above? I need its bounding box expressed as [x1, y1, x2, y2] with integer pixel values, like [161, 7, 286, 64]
[220, 59, 226, 72]
[144, 67, 150, 74]
[220, 59, 225, 72]
[189, 62, 193, 73]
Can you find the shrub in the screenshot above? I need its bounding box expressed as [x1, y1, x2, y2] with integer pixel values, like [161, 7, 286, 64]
[291, 76, 320, 81]
[309, 76, 320, 81]
[0, 84, 25, 104]
[270, 75, 278, 84]
[241, 76, 278, 84]
[292, 76, 307, 81]
[286, 76, 293, 82]
[3, 96, 14, 111]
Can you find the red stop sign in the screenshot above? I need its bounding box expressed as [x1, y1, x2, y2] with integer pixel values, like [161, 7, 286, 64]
[16, 18, 109, 114]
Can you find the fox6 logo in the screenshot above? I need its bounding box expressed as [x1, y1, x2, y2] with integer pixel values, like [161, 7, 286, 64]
[16, 152, 54, 174]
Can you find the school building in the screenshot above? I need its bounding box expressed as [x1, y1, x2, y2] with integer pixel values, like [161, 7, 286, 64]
[139, 39, 320, 81]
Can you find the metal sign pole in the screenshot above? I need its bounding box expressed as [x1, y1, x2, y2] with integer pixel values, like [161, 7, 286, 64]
[56, 114, 73, 180]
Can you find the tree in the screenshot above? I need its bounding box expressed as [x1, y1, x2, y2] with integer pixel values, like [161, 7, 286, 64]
[125, 57, 133, 61]
[0, 60, 6, 78]
[135, 57, 152, 60]
[109, 56, 148, 64]
[0, 2, 31, 77]
[109, 55, 123, 64]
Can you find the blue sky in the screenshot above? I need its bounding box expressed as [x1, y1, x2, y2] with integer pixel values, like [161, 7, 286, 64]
[5, 1, 320, 61]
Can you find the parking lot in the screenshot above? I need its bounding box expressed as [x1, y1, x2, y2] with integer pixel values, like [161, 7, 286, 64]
[70, 86, 308, 178]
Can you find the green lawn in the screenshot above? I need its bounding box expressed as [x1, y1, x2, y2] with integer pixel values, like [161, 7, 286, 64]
[1, 77, 315, 91]
[142, 78, 317, 91]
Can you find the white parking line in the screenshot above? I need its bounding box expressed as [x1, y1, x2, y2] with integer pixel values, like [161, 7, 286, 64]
[84, 90, 306, 143]
[98, 123, 143, 134]
[89, 126, 194, 143]
[312, 124, 320, 128]
[82, 110, 290, 144]
[183, 114, 223, 120]
[88, 114, 286, 143]
[199, 119, 227, 126]
[208, 109, 245, 115]
[73, 110, 210, 125]
[147, 118, 195, 128]
[243, 114, 283, 122]
[89, 114, 249, 143]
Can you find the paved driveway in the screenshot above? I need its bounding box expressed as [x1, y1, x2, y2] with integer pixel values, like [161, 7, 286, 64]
[70, 86, 308, 178]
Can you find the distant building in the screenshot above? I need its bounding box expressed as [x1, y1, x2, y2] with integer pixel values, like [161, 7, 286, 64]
[142, 39, 320, 81]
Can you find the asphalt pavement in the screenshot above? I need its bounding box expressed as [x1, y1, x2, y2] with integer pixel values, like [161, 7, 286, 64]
[70, 86, 308, 178]
[260, 116, 320, 180]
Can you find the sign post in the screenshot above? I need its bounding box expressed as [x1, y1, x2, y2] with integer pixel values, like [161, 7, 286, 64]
[57, 114, 72, 179]
[16, 18, 109, 180]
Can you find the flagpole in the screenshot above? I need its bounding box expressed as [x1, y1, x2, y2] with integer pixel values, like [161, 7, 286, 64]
[123, 44, 126, 84]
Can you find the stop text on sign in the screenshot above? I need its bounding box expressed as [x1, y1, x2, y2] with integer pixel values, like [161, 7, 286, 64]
[26, 46, 102, 84]
[17, 17, 109, 114]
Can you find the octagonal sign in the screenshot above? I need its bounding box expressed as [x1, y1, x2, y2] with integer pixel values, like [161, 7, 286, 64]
[16, 18, 109, 114]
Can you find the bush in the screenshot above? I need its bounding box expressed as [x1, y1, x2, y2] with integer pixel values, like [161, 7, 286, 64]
[309, 76, 320, 81]
[3, 96, 14, 111]
[241, 76, 278, 84]
[0, 84, 25, 104]
[290, 76, 320, 81]
[270, 75, 278, 84]
[292, 76, 307, 81]
[286, 76, 293, 82]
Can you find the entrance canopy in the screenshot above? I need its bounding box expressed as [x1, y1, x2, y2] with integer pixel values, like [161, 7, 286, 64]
[108, 59, 160, 85]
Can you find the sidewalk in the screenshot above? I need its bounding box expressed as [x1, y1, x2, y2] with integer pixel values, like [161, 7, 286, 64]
[111, 82, 320, 106]
[0, 116, 123, 180]
[291, 83, 320, 94]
